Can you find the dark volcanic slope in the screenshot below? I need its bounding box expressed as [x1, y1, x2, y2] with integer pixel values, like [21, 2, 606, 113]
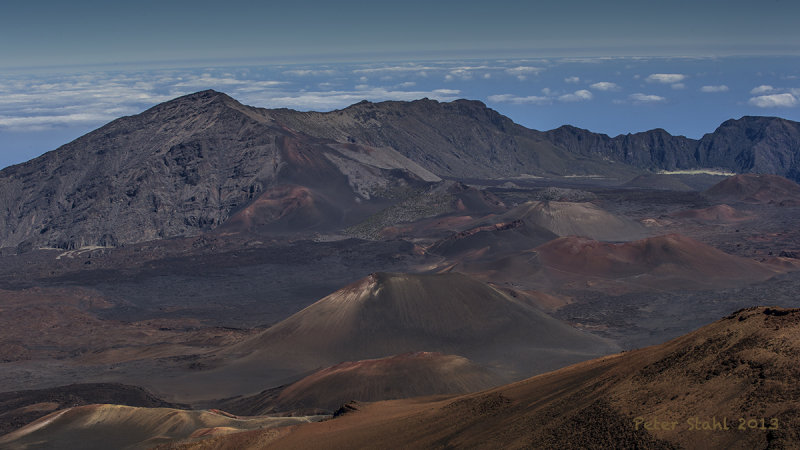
[428, 219, 557, 258]
[230, 307, 800, 450]
[3, 90, 799, 249]
[697, 116, 800, 180]
[623, 173, 695, 191]
[544, 116, 800, 181]
[544, 125, 699, 170]
[0, 91, 436, 249]
[269, 99, 641, 180]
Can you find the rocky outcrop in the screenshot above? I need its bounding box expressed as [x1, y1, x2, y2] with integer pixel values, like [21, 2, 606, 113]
[543, 117, 800, 180]
[697, 116, 800, 178]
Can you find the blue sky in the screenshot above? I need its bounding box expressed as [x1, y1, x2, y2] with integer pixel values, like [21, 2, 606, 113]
[1, 1, 800, 168]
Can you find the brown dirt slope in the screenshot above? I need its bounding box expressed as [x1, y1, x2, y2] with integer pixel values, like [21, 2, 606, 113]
[220, 352, 497, 415]
[498, 201, 648, 241]
[670, 204, 753, 223]
[535, 233, 778, 288]
[443, 233, 782, 297]
[182, 272, 618, 399]
[193, 306, 800, 449]
[0, 404, 322, 450]
[0, 383, 182, 436]
[705, 174, 800, 205]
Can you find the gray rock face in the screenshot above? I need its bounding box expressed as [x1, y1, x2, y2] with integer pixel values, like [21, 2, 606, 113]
[697, 116, 800, 179]
[2, 90, 261, 250]
[273, 101, 800, 181]
[542, 117, 800, 180]
[543, 126, 698, 170]
[268, 99, 639, 180]
[0, 91, 434, 249]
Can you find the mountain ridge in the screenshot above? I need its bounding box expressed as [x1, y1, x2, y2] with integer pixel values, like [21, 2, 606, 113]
[1, 90, 799, 249]
[0, 91, 436, 249]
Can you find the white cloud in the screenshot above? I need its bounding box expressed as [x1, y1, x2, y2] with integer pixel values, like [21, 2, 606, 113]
[449, 69, 472, 80]
[397, 81, 416, 88]
[700, 85, 729, 93]
[590, 82, 620, 91]
[446, 65, 492, 81]
[353, 64, 437, 74]
[0, 112, 117, 129]
[748, 93, 798, 108]
[506, 66, 542, 75]
[671, 83, 686, 90]
[487, 94, 551, 105]
[750, 85, 776, 94]
[564, 76, 580, 84]
[0, 73, 182, 132]
[282, 69, 337, 76]
[558, 90, 593, 102]
[174, 76, 284, 89]
[505, 66, 542, 81]
[646, 73, 686, 84]
[629, 93, 667, 103]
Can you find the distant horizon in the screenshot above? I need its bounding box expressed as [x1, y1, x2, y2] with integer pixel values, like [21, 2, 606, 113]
[3, 0, 799, 69]
[3, 1, 799, 168]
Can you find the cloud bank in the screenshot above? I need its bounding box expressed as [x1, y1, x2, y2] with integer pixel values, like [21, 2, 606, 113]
[559, 90, 593, 102]
[646, 73, 686, 84]
[700, 85, 729, 93]
[629, 93, 667, 104]
[487, 94, 551, 105]
[590, 82, 620, 91]
[748, 93, 798, 108]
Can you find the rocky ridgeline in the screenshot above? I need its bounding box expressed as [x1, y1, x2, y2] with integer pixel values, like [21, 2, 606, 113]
[1, 90, 798, 249]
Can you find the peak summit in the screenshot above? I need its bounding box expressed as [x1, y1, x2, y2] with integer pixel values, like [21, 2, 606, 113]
[167, 89, 238, 106]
